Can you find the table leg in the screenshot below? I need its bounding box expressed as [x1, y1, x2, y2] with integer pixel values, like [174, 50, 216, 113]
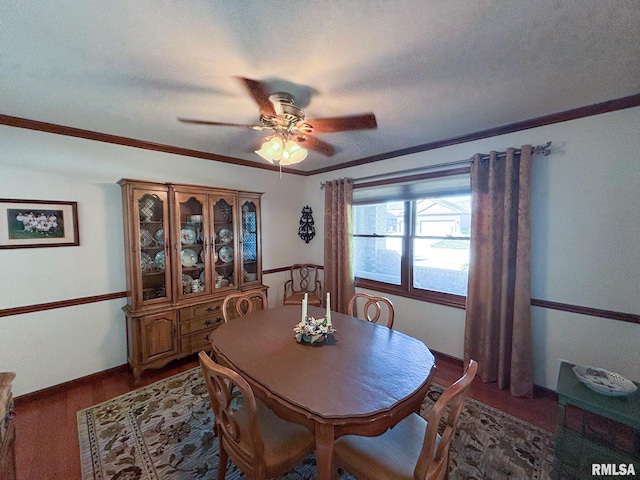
[315, 423, 336, 480]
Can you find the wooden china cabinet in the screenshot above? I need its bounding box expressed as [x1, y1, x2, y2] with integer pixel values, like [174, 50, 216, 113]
[119, 179, 265, 380]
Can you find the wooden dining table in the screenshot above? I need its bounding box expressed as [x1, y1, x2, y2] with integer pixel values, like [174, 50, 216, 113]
[209, 305, 436, 480]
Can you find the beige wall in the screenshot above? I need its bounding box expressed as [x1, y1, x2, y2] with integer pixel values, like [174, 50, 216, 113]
[1, 105, 638, 395]
[0, 126, 313, 395]
[305, 106, 640, 389]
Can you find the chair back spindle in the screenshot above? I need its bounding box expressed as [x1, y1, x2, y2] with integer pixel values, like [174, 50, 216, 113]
[283, 264, 322, 306]
[415, 359, 478, 479]
[199, 351, 315, 479]
[222, 290, 268, 322]
[348, 292, 395, 329]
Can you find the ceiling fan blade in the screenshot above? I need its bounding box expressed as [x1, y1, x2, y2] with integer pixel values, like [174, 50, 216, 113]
[236, 77, 277, 119]
[178, 118, 265, 130]
[295, 135, 336, 156]
[298, 112, 377, 134]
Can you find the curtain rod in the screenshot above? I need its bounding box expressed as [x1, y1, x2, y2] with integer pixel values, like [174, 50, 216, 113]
[322, 141, 551, 186]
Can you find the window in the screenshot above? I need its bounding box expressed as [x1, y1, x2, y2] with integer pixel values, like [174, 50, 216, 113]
[353, 202, 406, 285]
[352, 172, 471, 308]
[411, 195, 470, 295]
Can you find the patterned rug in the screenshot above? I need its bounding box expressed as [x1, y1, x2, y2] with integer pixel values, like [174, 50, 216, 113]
[77, 367, 555, 479]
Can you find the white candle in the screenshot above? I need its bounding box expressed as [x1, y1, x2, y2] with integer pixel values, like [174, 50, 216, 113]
[301, 292, 308, 324]
[326, 292, 331, 327]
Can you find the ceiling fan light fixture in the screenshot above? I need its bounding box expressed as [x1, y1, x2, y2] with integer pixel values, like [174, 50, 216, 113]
[280, 140, 308, 165]
[255, 135, 307, 166]
[181, 78, 377, 167]
[254, 136, 285, 163]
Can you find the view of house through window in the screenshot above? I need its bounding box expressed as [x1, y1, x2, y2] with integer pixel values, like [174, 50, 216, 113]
[353, 194, 471, 297]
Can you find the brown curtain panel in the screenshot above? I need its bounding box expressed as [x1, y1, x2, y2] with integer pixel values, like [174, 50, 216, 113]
[464, 146, 534, 397]
[323, 178, 355, 314]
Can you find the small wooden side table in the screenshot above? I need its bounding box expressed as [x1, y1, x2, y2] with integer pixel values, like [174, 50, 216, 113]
[553, 361, 639, 479]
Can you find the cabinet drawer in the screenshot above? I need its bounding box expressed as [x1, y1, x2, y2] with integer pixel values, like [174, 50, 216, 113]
[180, 330, 215, 354]
[180, 301, 222, 320]
[179, 315, 223, 336]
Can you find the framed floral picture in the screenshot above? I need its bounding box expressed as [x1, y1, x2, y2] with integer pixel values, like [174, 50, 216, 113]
[0, 199, 79, 249]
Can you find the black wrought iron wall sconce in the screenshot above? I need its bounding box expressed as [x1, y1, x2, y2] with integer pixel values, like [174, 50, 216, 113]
[298, 205, 315, 243]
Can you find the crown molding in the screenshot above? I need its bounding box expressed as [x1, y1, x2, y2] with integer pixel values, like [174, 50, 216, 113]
[305, 93, 640, 175]
[1, 93, 639, 176]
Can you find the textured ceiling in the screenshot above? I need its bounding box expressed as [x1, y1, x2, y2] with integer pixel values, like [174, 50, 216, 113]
[2, 1, 639, 173]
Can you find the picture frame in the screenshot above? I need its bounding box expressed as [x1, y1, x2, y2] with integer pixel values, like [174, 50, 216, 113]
[0, 198, 79, 249]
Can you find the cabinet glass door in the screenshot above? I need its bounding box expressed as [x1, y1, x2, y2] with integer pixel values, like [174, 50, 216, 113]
[177, 194, 206, 298]
[212, 197, 237, 290]
[241, 199, 260, 286]
[136, 191, 171, 304]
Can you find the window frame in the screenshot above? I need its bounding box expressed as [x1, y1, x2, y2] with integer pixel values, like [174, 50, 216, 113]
[353, 195, 469, 310]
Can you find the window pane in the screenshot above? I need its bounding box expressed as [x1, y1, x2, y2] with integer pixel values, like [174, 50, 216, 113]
[414, 195, 471, 237]
[354, 202, 405, 235]
[413, 238, 469, 295]
[353, 236, 403, 285]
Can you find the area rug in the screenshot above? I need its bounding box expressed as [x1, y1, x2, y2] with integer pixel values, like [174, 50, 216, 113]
[78, 367, 555, 479]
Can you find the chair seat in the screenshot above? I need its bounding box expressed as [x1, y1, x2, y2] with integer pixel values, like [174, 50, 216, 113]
[283, 292, 321, 306]
[335, 360, 476, 480]
[334, 413, 440, 480]
[235, 398, 316, 476]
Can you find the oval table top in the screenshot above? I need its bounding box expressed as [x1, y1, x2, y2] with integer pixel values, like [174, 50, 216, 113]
[209, 304, 436, 480]
[210, 304, 435, 421]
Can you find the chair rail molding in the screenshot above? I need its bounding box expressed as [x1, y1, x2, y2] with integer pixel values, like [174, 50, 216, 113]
[0, 291, 128, 318]
[0, 284, 637, 326]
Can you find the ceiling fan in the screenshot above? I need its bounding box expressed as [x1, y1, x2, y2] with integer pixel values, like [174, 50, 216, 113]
[178, 77, 377, 165]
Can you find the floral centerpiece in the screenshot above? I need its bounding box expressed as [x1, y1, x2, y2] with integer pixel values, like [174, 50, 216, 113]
[294, 292, 335, 344]
[294, 316, 335, 344]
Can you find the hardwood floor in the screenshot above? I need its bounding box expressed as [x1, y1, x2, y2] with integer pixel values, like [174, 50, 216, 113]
[12, 353, 558, 480]
[433, 355, 558, 433]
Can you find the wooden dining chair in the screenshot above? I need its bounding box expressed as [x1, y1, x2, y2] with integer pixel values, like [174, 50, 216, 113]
[283, 264, 322, 306]
[334, 359, 478, 480]
[347, 292, 395, 329]
[221, 289, 268, 322]
[198, 352, 315, 480]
